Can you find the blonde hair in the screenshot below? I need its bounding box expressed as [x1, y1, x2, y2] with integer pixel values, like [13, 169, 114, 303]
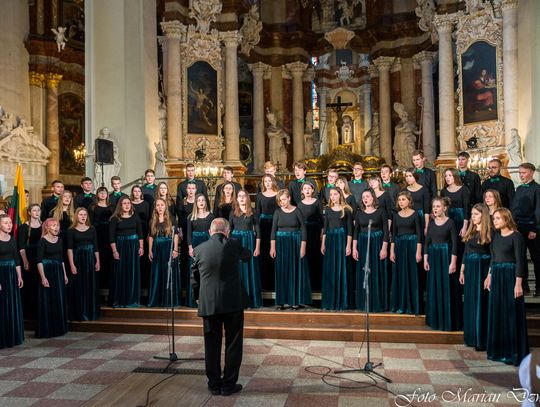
[190, 193, 209, 221]
[493, 207, 518, 232]
[463, 203, 492, 245]
[276, 189, 291, 206]
[70, 207, 91, 228]
[51, 190, 74, 223]
[149, 198, 174, 237]
[335, 176, 352, 196]
[327, 187, 352, 218]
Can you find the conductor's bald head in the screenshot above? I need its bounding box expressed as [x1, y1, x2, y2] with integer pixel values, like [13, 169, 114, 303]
[210, 218, 230, 237]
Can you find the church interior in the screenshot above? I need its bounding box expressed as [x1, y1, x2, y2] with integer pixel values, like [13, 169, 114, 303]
[1, 0, 540, 405]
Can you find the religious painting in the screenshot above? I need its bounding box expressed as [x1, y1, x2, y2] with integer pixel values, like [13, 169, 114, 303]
[461, 41, 498, 125]
[187, 61, 218, 135]
[61, 0, 85, 43]
[58, 93, 84, 174]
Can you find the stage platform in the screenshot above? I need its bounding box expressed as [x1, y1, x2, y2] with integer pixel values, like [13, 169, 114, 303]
[69, 306, 540, 346]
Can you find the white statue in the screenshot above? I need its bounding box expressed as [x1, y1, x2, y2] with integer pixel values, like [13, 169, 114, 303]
[158, 92, 167, 147]
[51, 27, 68, 52]
[154, 141, 167, 178]
[320, 0, 335, 24]
[507, 128, 523, 167]
[239, 5, 263, 56]
[0, 111, 16, 140]
[338, 0, 354, 26]
[335, 60, 354, 83]
[342, 116, 354, 144]
[317, 53, 331, 70]
[266, 110, 290, 168]
[365, 112, 380, 156]
[393, 103, 419, 167]
[87, 127, 121, 187]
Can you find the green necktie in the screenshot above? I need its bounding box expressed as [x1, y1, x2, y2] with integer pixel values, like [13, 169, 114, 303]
[521, 183, 531, 188]
[326, 183, 334, 188]
[84, 193, 93, 198]
[415, 168, 424, 174]
[297, 179, 305, 183]
[382, 182, 391, 188]
[114, 192, 122, 197]
[459, 170, 466, 177]
[352, 179, 363, 184]
[489, 177, 500, 183]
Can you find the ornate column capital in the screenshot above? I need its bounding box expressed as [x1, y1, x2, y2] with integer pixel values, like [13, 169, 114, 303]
[373, 56, 396, 73]
[413, 50, 436, 66]
[433, 14, 457, 34]
[501, 0, 519, 12]
[303, 66, 315, 82]
[285, 61, 308, 78]
[390, 57, 401, 73]
[29, 71, 46, 87]
[160, 20, 186, 40]
[220, 30, 240, 48]
[44, 73, 63, 89]
[248, 62, 270, 76]
[368, 64, 379, 78]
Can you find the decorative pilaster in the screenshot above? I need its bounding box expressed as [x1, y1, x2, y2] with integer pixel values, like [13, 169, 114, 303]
[373, 56, 396, 165]
[502, 0, 519, 146]
[318, 87, 329, 155]
[29, 71, 46, 141]
[413, 51, 437, 163]
[434, 15, 457, 159]
[286, 62, 308, 162]
[249, 62, 270, 170]
[44, 73, 62, 184]
[160, 21, 185, 161]
[361, 84, 372, 152]
[221, 31, 242, 165]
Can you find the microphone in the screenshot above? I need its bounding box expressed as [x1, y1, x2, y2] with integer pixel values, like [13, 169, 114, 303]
[368, 219, 373, 226]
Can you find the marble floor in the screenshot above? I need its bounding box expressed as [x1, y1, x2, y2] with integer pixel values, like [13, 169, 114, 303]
[0, 331, 524, 406]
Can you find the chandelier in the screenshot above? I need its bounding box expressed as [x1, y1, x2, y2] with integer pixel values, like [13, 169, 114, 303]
[73, 143, 86, 169]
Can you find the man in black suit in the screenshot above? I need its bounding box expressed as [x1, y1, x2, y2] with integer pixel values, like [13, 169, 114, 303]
[481, 158, 515, 208]
[457, 151, 482, 205]
[191, 218, 251, 397]
[74, 177, 96, 210]
[412, 150, 437, 201]
[40, 179, 64, 221]
[176, 162, 209, 204]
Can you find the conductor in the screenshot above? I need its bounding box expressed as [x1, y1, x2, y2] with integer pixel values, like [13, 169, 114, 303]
[191, 218, 251, 396]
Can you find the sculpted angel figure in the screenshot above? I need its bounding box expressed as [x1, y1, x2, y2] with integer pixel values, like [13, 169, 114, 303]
[51, 26, 68, 52]
[189, 82, 214, 127]
[266, 110, 290, 167]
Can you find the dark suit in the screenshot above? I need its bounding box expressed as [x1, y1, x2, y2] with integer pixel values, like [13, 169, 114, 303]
[416, 167, 437, 201]
[176, 179, 209, 203]
[191, 233, 250, 392]
[74, 193, 96, 210]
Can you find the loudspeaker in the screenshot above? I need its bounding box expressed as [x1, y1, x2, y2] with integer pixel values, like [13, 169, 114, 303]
[95, 139, 114, 164]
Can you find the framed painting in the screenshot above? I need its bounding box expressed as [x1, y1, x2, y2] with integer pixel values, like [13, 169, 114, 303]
[58, 93, 84, 174]
[460, 41, 499, 125]
[187, 61, 218, 135]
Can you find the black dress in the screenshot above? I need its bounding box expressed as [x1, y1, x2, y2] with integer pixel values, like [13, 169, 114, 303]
[177, 199, 194, 305]
[89, 204, 114, 294]
[255, 193, 278, 292]
[297, 200, 323, 292]
[17, 223, 41, 319]
[66, 227, 100, 321]
[133, 200, 151, 294]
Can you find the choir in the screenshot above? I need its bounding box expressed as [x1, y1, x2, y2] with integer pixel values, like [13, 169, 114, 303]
[1, 154, 536, 367]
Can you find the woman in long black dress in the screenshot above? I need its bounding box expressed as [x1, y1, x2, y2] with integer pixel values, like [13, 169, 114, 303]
[424, 197, 460, 331]
[368, 176, 393, 230]
[0, 215, 24, 348]
[353, 189, 389, 312]
[484, 208, 528, 365]
[214, 181, 235, 220]
[148, 198, 181, 307]
[177, 183, 196, 306]
[18, 204, 41, 320]
[36, 218, 68, 338]
[131, 185, 151, 300]
[109, 196, 144, 308]
[321, 188, 352, 310]
[404, 169, 430, 234]
[255, 175, 279, 293]
[297, 181, 323, 293]
[187, 194, 215, 307]
[67, 207, 100, 321]
[270, 189, 311, 310]
[459, 203, 491, 350]
[90, 187, 113, 303]
[389, 191, 423, 315]
[50, 190, 74, 262]
[230, 189, 262, 308]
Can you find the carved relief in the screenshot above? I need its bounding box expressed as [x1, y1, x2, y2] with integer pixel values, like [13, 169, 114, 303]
[188, 0, 222, 35]
[455, 9, 504, 153]
[239, 5, 262, 56]
[415, 0, 438, 42]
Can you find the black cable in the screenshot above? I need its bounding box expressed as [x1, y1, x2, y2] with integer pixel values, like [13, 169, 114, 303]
[137, 361, 176, 407]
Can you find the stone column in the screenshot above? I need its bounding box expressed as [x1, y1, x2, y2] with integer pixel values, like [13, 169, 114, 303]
[249, 62, 270, 170]
[221, 31, 241, 165]
[502, 0, 518, 145]
[373, 56, 395, 165]
[318, 87, 329, 155]
[161, 21, 185, 160]
[44, 73, 62, 184]
[286, 62, 308, 162]
[413, 51, 437, 163]
[434, 15, 457, 159]
[361, 84, 372, 152]
[29, 71, 46, 144]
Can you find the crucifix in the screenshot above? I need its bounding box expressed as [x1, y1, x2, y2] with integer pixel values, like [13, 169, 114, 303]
[327, 96, 352, 145]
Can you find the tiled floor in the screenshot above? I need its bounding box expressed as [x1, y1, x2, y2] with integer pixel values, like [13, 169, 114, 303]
[0, 331, 523, 406]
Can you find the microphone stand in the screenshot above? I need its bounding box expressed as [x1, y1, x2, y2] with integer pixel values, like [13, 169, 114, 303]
[154, 226, 203, 367]
[334, 219, 391, 383]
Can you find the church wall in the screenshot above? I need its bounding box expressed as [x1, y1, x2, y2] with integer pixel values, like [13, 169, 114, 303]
[517, 0, 540, 166]
[0, 0, 31, 120]
[282, 76, 292, 170]
[86, 0, 159, 184]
